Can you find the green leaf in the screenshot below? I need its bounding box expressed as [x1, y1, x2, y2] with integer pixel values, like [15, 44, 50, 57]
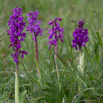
[83, 88, 94, 92]
[95, 42, 99, 53]
[0, 100, 3, 103]
[96, 31, 102, 47]
[78, 53, 87, 91]
[20, 90, 27, 103]
[55, 53, 77, 81]
[34, 96, 46, 102]
[79, 53, 84, 74]
[85, 47, 93, 64]
[62, 97, 65, 103]
[96, 52, 99, 66]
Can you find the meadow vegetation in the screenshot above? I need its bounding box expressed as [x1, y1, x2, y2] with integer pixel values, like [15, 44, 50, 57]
[0, 0, 103, 102]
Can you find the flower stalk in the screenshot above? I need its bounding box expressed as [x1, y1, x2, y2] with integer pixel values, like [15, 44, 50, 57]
[34, 33, 41, 78]
[55, 41, 59, 78]
[15, 62, 19, 103]
[55, 41, 61, 91]
[34, 34, 39, 64]
[78, 50, 83, 92]
[79, 47, 81, 60]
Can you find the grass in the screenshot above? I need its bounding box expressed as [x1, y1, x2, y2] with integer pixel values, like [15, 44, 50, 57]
[0, 0, 103, 102]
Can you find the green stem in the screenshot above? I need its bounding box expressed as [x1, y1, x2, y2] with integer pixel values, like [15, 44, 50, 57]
[79, 48, 81, 60]
[55, 41, 61, 91]
[34, 33, 41, 79]
[15, 62, 19, 103]
[55, 41, 59, 78]
[78, 47, 82, 92]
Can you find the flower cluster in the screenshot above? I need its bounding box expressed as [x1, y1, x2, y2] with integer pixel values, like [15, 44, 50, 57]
[7, 6, 28, 62]
[72, 19, 89, 50]
[26, 10, 44, 41]
[47, 18, 64, 50]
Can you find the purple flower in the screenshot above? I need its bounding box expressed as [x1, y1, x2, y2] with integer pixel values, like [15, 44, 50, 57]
[47, 17, 64, 50]
[7, 6, 28, 62]
[26, 10, 44, 41]
[72, 19, 89, 50]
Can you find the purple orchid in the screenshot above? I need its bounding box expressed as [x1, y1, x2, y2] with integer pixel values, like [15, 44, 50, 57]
[26, 10, 44, 78]
[7, 6, 28, 62]
[72, 19, 89, 50]
[26, 10, 44, 42]
[47, 17, 64, 50]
